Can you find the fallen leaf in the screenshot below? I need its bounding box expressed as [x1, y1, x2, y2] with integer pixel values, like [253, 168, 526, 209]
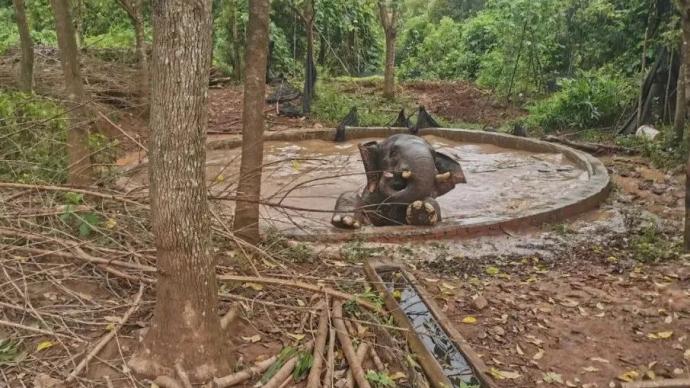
[104, 218, 117, 229]
[533, 349, 544, 360]
[516, 344, 524, 356]
[390, 372, 407, 381]
[296, 299, 306, 307]
[440, 281, 456, 291]
[214, 174, 225, 183]
[684, 349, 690, 361]
[489, 367, 521, 380]
[242, 282, 263, 291]
[566, 380, 577, 387]
[647, 331, 673, 340]
[485, 266, 500, 276]
[392, 290, 402, 300]
[35, 341, 54, 352]
[543, 372, 563, 384]
[525, 335, 544, 346]
[578, 306, 589, 316]
[617, 370, 639, 382]
[286, 333, 305, 341]
[291, 160, 302, 171]
[596, 302, 605, 310]
[559, 299, 579, 308]
[462, 316, 477, 324]
[582, 366, 599, 373]
[590, 357, 610, 364]
[664, 315, 673, 324]
[241, 335, 261, 343]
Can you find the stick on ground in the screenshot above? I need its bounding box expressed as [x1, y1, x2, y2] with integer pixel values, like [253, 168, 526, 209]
[262, 341, 314, 388]
[213, 355, 278, 387]
[345, 343, 370, 388]
[322, 327, 336, 388]
[332, 302, 371, 388]
[306, 302, 330, 388]
[66, 284, 145, 383]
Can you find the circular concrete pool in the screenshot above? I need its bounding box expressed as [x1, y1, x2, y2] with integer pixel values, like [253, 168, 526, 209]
[121, 127, 610, 242]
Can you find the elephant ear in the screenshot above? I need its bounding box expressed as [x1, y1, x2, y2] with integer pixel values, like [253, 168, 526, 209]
[358, 141, 381, 193]
[433, 151, 466, 196]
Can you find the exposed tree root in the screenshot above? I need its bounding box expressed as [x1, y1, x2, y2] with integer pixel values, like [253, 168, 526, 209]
[332, 302, 371, 388]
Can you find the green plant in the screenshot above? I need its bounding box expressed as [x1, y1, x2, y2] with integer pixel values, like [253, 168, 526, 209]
[630, 225, 679, 263]
[340, 239, 384, 263]
[292, 352, 313, 381]
[366, 370, 395, 387]
[0, 338, 24, 365]
[59, 193, 102, 237]
[262, 228, 314, 263]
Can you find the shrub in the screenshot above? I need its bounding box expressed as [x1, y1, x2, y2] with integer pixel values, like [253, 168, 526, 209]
[0, 92, 68, 183]
[526, 69, 634, 132]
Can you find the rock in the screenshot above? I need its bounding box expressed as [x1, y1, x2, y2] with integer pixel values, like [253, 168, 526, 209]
[33, 374, 65, 388]
[472, 294, 488, 310]
[636, 125, 660, 141]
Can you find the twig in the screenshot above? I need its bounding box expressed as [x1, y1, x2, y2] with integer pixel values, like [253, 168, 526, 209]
[345, 342, 370, 388]
[217, 275, 381, 313]
[332, 302, 371, 388]
[306, 302, 330, 388]
[0, 182, 144, 206]
[175, 362, 193, 388]
[213, 355, 278, 387]
[0, 318, 79, 340]
[66, 283, 145, 383]
[369, 347, 385, 371]
[95, 109, 148, 152]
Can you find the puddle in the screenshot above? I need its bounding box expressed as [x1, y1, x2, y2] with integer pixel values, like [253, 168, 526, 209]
[120, 135, 590, 234]
[379, 269, 482, 387]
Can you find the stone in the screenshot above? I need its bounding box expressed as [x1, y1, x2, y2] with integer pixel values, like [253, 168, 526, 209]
[472, 294, 488, 310]
[636, 125, 660, 141]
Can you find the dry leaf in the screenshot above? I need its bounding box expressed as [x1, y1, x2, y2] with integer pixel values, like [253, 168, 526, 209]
[390, 372, 407, 380]
[462, 316, 477, 324]
[533, 349, 544, 360]
[582, 366, 599, 373]
[296, 299, 306, 307]
[35, 341, 55, 352]
[684, 349, 690, 361]
[617, 370, 639, 382]
[559, 299, 579, 308]
[286, 333, 305, 341]
[590, 357, 610, 364]
[242, 282, 264, 291]
[516, 344, 524, 356]
[647, 331, 673, 340]
[241, 335, 261, 343]
[542, 372, 563, 384]
[489, 368, 521, 380]
[485, 266, 500, 276]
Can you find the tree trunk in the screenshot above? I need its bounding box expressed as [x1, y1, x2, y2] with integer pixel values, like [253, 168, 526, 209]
[302, 0, 316, 114]
[50, 0, 91, 185]
[378, 1, 397, 99]
[232, 0, 270, 244]
[681, 0, 690, 251]
[12, 0, 33, 93]
[383, 30, 396, 99]
[674, 62, 685, 143]
[228, 0, 243, 81]
[127, 0, 232, 381]
[116, 0, 149, 98]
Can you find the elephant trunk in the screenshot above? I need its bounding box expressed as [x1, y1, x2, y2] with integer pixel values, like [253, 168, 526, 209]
[380, 156, 437, 204]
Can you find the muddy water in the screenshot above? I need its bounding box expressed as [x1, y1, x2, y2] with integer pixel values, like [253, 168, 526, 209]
[122, 135, 588, 233]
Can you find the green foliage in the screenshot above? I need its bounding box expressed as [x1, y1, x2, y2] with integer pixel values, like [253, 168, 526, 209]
[525, 69, 634, 132]
[616, 131, 688, 169]
[292, 352, 313, 381]
[366, 370, 396, 387]
[261, 346, 297, 384]
[0, 91, 68, 183]
[60, 204, 102, 237]
[630, 224, 679, 263]
[340, 239, 385, 263]
[0, 338, 23, 365]
[263, 227, 315, 263]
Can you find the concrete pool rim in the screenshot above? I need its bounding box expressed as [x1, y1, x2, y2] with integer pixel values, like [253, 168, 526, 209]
[206, 126, 612, 243]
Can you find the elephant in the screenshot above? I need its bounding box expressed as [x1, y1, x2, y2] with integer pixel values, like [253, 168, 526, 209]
[331, 134, 466, 229]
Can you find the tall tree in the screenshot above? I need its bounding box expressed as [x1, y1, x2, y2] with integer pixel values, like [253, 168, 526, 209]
[116, 0, 149, 98]
[302, 0, 316, 114]
[674, 61, 685, 142]
[12, 0, 33, 93]
[50, 0, 91, 185]
[681, 0, 690, 251]
[226, 0, 243, 81]
[233, 0, 270, 244]
[379, 0, 398, 99]
[127, 0, 232, 380]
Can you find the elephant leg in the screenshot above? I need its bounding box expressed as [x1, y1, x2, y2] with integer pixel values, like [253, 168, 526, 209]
[332, 191, 362, 229]
[405, 197, 441, 226]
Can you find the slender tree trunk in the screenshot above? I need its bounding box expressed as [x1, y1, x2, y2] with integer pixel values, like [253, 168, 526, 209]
[50, 0, 91, 185]
[681, 0, 690, 251]
[378, 1, 397, 99]
[228, 0, 243, 81]
[302, 0, 316, 114]
[12, 0, 33, 93]
[674, 62, 686, 142]
[383, 29, 396, 99]
[232, 0, 270, 244]
[116, 0, 149, 98]
[127, 0, 232, 380]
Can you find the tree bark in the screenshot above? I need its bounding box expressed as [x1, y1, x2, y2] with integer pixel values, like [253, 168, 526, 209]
[50, 0, 91, 185]
[302, 0, 316, 114]
[228, 0, 243, 81]
[12, 0, 33, 93]
[379, 1, 397, 99]
[127, 0, 232, 380]
[674, 62, 686, 142]
[681, 0, 690, 251]
[232, 0, 270, 243]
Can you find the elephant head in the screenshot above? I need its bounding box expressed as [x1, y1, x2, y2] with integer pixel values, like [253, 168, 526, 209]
[357, 134, 465, 204]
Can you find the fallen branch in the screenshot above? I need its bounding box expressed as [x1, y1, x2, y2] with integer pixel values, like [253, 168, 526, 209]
[175, 362, 193, 388]
[332, 302, 371, 388]
[542, 135, 638, 156]
[369, 347, 385, 371]
[213, 355, 278, 387]
[220, 303, 240, 330]
[306, 302, 330, 388]
[0, 182, 144, 206]
[218, 275, 381, 313]
[621, 379, 690, 388]
[0, 318, 80, 341]
[322, 326, 336, 388]
[95, 109, 148, 152]
[66, 284, 145, 383]
[345, 343, 370, 388]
